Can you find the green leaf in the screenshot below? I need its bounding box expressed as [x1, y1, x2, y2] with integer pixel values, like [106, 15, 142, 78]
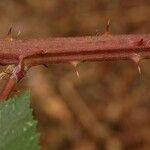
[0, 91, 40, 150]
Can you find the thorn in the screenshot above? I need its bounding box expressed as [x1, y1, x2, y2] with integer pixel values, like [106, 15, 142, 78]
[75, 67, 80, 79]
[43, 64, 48, 68]
[7, 26, 12, 36]
[5, 26, 13, 42]
[101, 18, 111, 36]
[71, 61, 80, 68]
[138, 39, 144, 46]
[106, 18, 110, 33]
[70, 61, 80, 79]
[131, 53, 142, 74]
[136, 63, 141, 74]
[17, 30, 21, 37]
[135, 38, 147, 47]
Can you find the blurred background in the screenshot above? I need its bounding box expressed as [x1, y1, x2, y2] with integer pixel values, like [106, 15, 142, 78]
[0, 0, 150, 150]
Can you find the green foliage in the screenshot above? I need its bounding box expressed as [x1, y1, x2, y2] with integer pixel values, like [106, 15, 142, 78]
[0, 91, 40, 150]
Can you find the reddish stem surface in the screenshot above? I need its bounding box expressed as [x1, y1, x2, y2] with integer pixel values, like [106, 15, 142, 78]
[0, 34, 150, 66]
[0, 79, 16, 100]
[0, 34, 150, 100]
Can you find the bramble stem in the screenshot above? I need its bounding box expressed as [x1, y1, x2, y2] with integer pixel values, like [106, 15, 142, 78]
[0, 34, 150, 100]
[0, 34, 150, 66]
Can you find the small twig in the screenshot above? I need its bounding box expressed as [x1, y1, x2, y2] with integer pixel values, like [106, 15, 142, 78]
[0, 63, 27, 100]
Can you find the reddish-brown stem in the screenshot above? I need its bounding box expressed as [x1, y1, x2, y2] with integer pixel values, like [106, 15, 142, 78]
[0, 64, 26, 100]
[0, 34, 150, 66]
[0, 79, 16, 100]
[0, 34, 150, 100]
